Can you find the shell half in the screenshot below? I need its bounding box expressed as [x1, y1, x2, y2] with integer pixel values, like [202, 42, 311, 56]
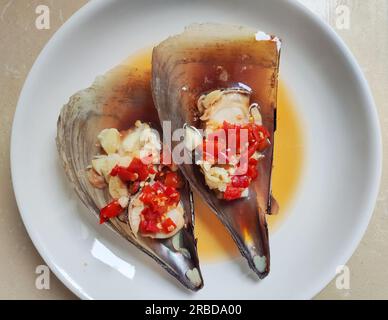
[152, 23, 281, 278]
[56, 62, 203, 291]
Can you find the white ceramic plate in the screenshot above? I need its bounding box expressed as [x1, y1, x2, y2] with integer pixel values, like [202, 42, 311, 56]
[11, 0, 381, 299]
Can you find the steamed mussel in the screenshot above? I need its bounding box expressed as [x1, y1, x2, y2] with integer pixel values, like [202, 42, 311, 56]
[152, 23, 281, 278]
[56, 62, 203, 291]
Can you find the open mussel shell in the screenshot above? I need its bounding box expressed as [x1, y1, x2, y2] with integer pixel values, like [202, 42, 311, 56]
[56, 62, 203, 291]
[152, 23, 281, 278]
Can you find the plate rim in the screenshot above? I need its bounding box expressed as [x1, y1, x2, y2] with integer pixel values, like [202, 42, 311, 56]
[10, 0, 382, 300]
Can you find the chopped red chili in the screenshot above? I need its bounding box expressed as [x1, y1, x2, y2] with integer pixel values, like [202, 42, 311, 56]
[164, 172, 182, 189]
[162, 218, 177, 233]
[128, 181, 141, 195]
[128, 158, 153, 181]
[231, 175, 250, 188]
[110, 157, 156, 183]
[200, 121, 270, 201]
[138, 180, 181, 234]
[224, 186, 243, 201]
[110, 165, 138, 182]
[99, 200, 123, 224]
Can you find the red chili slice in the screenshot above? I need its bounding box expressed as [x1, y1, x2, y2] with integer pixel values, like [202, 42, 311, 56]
[110, 165, 138, 182]
[139, 218, 159, 234]
[139, 185, 155, 205]
[110, 165, 119, 176]
[140, 207, 156, 220]
[110, 157, 156, 183]
[252, 125, 271, 152]
[128, 181, 140, 195]
[231, 175, 250, 188]
[152, 181, 167, 193]
[99, 200, 123, 224]
[247, 141, 259, 158]
[139, 206, 161, 234]
[257, 138, 271, 152]
[224, 186, 243, 201]
[247, 165, 259, 180]
[148, 165, 156, 175]
[162, 218, 177, 233]
[128, 158, 150, 181]
[165, 187, 180, 205]
[249, 158, 258, 166]
[164, 172, 181, 189]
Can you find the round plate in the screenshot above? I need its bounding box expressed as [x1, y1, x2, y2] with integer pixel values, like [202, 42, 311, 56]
[11, 0, 382, 299]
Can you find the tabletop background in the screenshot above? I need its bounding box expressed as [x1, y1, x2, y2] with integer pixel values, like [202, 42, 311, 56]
[0, 0, 387, 299]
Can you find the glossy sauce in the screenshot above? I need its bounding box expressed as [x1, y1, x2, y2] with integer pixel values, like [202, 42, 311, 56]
[123, 47, 304, 261]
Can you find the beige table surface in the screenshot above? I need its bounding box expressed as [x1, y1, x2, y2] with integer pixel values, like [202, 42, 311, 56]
[0, 0, 387, 300]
